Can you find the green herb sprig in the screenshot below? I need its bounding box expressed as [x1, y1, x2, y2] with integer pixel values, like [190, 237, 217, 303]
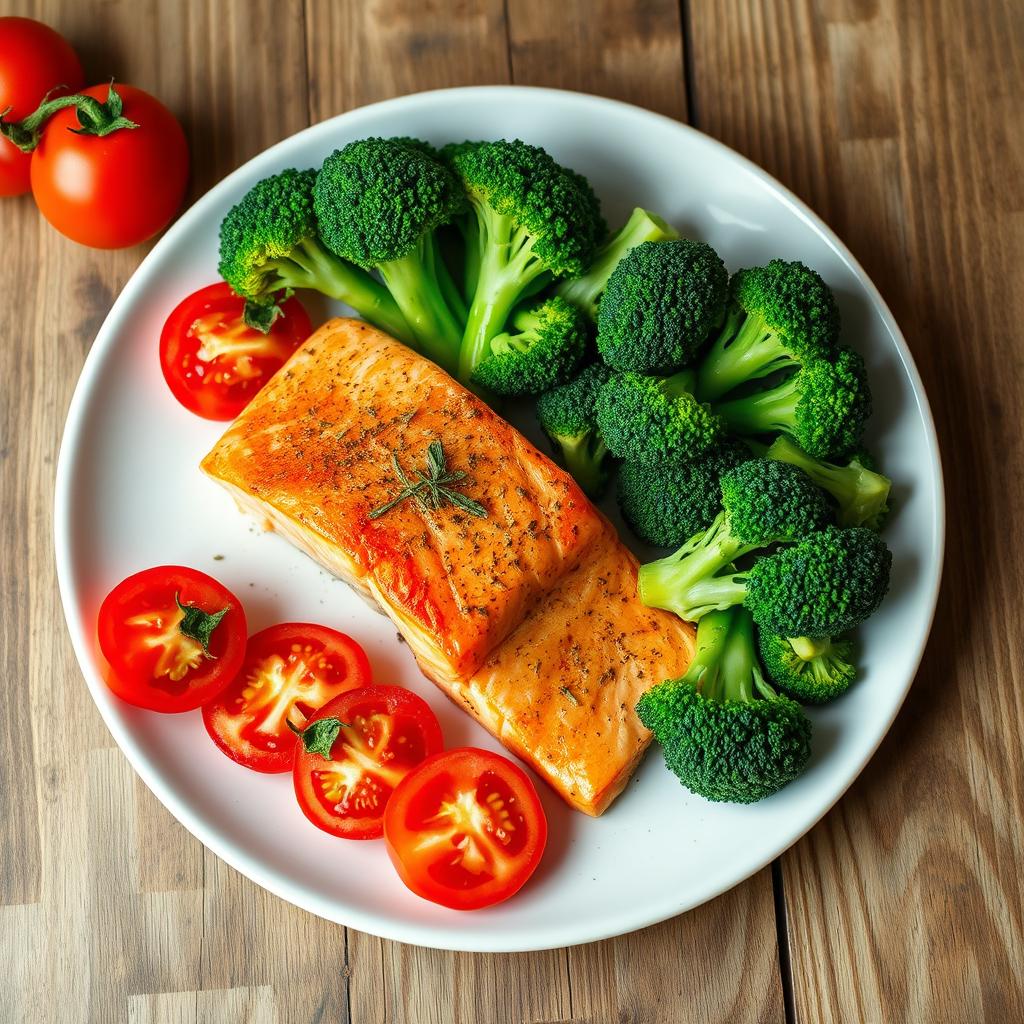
[369, 441, 487, 520]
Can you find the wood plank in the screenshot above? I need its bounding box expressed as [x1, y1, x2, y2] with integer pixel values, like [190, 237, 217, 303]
[689, 1, 1024, 1020]
[503, 4, 783, 1022]
[506, 0, 688, 119]
[0, 1, 324, 1022]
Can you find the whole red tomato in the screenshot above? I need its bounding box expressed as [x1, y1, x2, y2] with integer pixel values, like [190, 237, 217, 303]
[0, 17, 83, 195]
[29, 83, 189, 248]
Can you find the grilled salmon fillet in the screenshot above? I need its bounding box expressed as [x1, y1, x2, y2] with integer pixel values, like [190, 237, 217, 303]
[461, 523, 695, 815]
[202, 319, 604, 682]
[202, 318, 693, 814]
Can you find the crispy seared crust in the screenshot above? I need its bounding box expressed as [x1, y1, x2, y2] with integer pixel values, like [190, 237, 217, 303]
[202, 319, 693, 814]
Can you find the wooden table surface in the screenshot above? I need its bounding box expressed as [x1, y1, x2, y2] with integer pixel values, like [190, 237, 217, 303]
[2, 1, 1022, 1021]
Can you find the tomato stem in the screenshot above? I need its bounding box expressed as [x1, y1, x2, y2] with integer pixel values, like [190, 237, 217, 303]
[0, 82, 138, 153]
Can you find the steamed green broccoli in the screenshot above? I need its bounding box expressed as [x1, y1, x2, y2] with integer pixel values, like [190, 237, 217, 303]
[638, 458, 834, 622]
[313, 137, 467, 371]
[714, 346, 872, 458]
[470, 296, 587, 397]
[757, 631, 856, 704]
[616, 439, 750, 548]
[765, 434, 890, 529]
[636, 607, 812, 803]
[694, 260, 839, 402]
[595, 370, 723, 465]
[218, 167, 411, 339]
[596, 238, 728, 374]
[556, 207, 679, 321]
[445, 139, 606, 386]
[536, 363, 613, 498]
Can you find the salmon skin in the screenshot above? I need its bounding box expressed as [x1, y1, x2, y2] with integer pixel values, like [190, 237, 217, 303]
[202, 319, 693, 814]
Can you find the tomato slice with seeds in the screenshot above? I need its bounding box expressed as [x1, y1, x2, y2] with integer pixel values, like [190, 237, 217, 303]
[97, 566, 247, 713]
[293, 686, 443, 840]
[159, 282, 312, 421]
[202, 623, 372, 774]
[383, 747, 548, 910]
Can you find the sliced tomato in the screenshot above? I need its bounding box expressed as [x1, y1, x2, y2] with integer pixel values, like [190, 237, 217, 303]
[293, 686, 443, 840]
[383, 747, 547, 910]
[97, 566, 247, 713]
[159, 282, 312, 420]
[202, 623, 372, 774]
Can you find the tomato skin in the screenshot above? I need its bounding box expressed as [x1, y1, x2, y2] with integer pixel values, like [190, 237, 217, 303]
[202, 623, 372, 774]
[30, 83, 188, 247]
[160, 283, 312, 420]
[0, 18, 83, 196]
[294, 686, 444, 840]
[97, 566, 247, 713]
[384, 747, 548, 910]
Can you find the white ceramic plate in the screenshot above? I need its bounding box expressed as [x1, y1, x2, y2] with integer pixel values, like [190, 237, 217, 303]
[55, 86, 944, 952]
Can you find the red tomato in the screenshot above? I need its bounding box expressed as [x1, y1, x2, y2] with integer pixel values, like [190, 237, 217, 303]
[30, 83, 188, 247]
[97, 566, 246, 713]
[0, 17, 82, 195]
[293, 686, 443, 840]
[160, 283, 312, 420]
[202, 623, 372, 774]
[383, 747, 547, 910]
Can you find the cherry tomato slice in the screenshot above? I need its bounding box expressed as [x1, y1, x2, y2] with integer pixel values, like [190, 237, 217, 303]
[383, 747, 547, 910]
[293, 686, 443, 840]
[97, 566, 247, 713]
[159, 282, 312, 421]
[202, 623, 372, 774]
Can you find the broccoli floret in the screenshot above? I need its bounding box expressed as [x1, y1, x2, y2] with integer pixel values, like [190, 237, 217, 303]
[766, 434, 890, 530]
[536, 363, 613, 498]
[694, 260, 839, 402]
[638, 458, 833, 621]
[596, 239, 728, 374]
[218, 167, 412, 339]
[555, 208, 679, 321]
[445, 139, 606, 386]
[758, 631, 856, 704]
[313, 137, 467, 371]
[595, 370, 723, 465]
[637, 607, 812, 803]
[616, 439, 750, 547]
[714, 346, 872, 458]
[745, 525, 891, 636]
[470, 296, 587, 397]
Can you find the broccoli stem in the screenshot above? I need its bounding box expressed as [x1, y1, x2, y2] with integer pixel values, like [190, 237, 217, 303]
[555, 207, 678, 320]
[270, 237, 413, 344]
[459, 214, 549, 385]
[637, 514, 752, 620]
[714, 372, 801, 437]
[433, 235, 468, 325]
[683, 609, 734, 696]
[379, 243, 465, 373]
[695, 309, 793, 402]
[789, 636, 830, 659]
[721, 610, 777, 702]
[766, 434, 891, 528]
[559, 432, 609, 498]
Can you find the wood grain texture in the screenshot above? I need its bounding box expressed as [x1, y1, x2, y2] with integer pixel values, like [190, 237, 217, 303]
[689, 0, 1024, 1021]
[3, 1, 1020, 1022]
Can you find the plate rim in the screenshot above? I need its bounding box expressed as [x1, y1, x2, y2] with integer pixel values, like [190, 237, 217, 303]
[53, 84, 946, 952]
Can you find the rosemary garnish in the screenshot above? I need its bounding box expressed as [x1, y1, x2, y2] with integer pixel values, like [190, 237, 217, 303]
[369, 440, 487, 520]
[559, 686, 580, 707]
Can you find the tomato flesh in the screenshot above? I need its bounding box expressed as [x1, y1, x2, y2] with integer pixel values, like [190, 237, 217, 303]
[384, 748, 547, 909]
[159, 282, 311, 420]
[294, 686, 443, 839]
[97, 566, 246, 712]
[202, 623, 372, 773]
